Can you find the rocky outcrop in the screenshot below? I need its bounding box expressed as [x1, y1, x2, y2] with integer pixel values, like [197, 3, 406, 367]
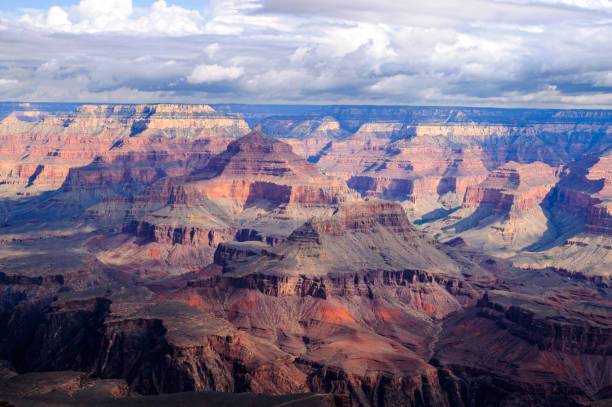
[334, 138, 491, 218]
[462, 161, 560, 216]
[213, 241, 271, 266]
[527, 150, 612, 243]
[221, 199, 490, 282]
[143, 128, 356, 210]
[433, 273, 612, 406]
[583, 151, 612, 236]
[114, 129, 358, 272]
[477, 292, 612, 354]
[124, 220, 237, 247]
[0, 104, 249, 198]
[412, 161, 562, 255]
[1, 103, 611, 406]
[192, 268, 478, 315]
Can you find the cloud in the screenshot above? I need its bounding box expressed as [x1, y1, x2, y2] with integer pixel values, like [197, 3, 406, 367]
[74, 0, 133, 31]
[0, 0, 610, 108]
[205, 43, 221, 58]
[134, 0, 203, 35]
[45, 6, 71, 31]
[187, 64, 244, 83]
[508, 0, 611, 10]
[204, 0, 289, 35]
[19, 0, 203, 35]
[0, 79, 19, 89]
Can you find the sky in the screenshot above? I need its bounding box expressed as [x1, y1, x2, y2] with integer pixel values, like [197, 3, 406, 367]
[0, 0, 610, 108]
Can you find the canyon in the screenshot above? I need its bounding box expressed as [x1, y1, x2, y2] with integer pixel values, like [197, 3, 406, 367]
[0, 103, 610, 407]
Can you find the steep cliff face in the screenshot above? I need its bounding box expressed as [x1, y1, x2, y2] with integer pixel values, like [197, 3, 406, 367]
[403, 161, 560, 257]
[545, 154, 607, 224]
[0, 104, 249, 198]
[437, 162, 561, 253]
[583, 151, 612, 236]
[507, 151, 612, 279]
[344, 140, 490, 211]
[0, 197, 488, 406]
[462, 161, 560, 214]
[0, 103, 611, 406]
[2, 201, 608, 406]
[112, 129, 358, 272]
[434, 270, 612, 407]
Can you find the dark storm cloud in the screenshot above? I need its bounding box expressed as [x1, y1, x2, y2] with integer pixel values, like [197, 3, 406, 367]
[0, 0, 609, 107]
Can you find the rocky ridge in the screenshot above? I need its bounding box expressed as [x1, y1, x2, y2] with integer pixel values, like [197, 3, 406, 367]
[0, 104, 248, 198]
[0, 103, 610, 406]
[104, 128, 358, 274]
[258, 105, 611, 276]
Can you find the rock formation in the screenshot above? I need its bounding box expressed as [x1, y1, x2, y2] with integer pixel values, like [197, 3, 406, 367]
[98, 127, 358, 274]
[509, 150, 612, 279]
[0, 104, 249, 198]
[419, 161, 561, 254]
[0, 103, 610, 407]
[258, 105, 612, 276]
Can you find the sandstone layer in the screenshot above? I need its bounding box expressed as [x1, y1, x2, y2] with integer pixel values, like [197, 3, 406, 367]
[99, 128, 358, 274]
[1, 197, 609, 406]
[0, 103, 610, 407]
[0, 104, 249, 198]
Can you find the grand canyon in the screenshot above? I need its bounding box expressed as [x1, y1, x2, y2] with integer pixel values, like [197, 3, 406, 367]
[0, 102, 609, 406]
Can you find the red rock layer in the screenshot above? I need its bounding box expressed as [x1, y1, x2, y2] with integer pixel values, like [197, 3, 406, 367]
[119, 129, 358, 271]
[164, 129, 354, 207]
[547, 152, 612, 236]
[0, 104, 249, 195]
[308, 199, 418, 236]
[462, 161, 560, 218]
[328, 136, 490, 202]
[584, 152, 612, 235]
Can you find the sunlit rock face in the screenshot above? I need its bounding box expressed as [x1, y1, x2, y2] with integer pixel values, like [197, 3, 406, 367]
[118, 128, 359, 273]
[427, 161, 563, 253]
[0, 103, 610, 407]
[462, 161, 560, 213]
[0, 104, 249, 198]
[261, 106, 611, 276]
[580, 151, 612, 236]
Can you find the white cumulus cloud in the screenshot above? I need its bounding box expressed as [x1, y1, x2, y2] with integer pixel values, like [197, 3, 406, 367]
[18, 0, 203, 35]
[187, 64, 244, 83]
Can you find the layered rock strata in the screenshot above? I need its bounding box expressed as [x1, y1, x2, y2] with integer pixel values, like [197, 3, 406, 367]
[109, 128, 358, 273]
[2, 198, 609, 406]
[0, 104, 249, 198]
